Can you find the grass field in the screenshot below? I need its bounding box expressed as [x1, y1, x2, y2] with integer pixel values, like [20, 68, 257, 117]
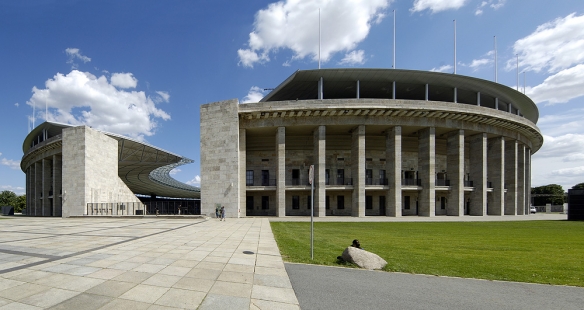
[271, 221, 584, 287]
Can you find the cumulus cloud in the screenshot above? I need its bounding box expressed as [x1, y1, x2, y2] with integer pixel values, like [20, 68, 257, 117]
[536, 108, 584, 137]
[186, 175, 201, 186]
[430, 65, 453, 73]
[110, 72, 138, 89]
[526, 64, 584, 105]
[1, 158, 20, 170]
[27, 70, 171, 141]
[531, 133, 584, 188]
[468, 58, 492, 71]
[551, 166, 584, 177]
[339, 50, 366, 65]
[155, 91, 170, 103]
[237, 0, 389, 68]
[65, 48, 91, 69]
[535, 134, 584, 159]
[508, 13, 584, 74]
[242, 86, 266, 103]
[475, 0, 506, 15]
[14, 103, 19, 107]
[169, 168, 181, 175]
[0, 185, 25, 195]
[411, 0, 468, 14]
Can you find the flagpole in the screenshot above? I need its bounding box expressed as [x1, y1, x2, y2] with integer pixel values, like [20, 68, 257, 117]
[318, 8, 321, 69]
[393, 9, 396, 69]
[494, 36, 498, 83]
[454, 20, 457, 74]
[516, 54, 519, 91]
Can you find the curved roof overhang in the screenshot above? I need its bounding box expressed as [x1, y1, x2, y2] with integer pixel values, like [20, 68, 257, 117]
[260, 68, 539, 124]
[22, 121, 199, 199]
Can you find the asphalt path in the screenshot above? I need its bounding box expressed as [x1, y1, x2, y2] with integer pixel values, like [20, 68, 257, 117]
[285, 263, 584, 310]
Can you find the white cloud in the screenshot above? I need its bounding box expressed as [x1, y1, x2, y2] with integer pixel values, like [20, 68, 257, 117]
[169, 168, 181, 175]
[531, 133, 584, 189]
[430, 64, 453, 73]
[65, 48, 91, 69]
[535, 134, 584, 159]
[468, 58, 492, 71]
[27, 70, 170, 141]
[551, 166, 584, 177]
[110, 73, 138, 89]
[242, 86, 266, 103]
[155, 91, 170, 103]
[490, 0, 505, 10]
[537, 108, 584, 137]
[339, 50, 366, 65]
[508, 13, 584, 73]
[186, 175, 201, 186]
[411, 0, 468, 14]
[526, 64, 584, 105]
[238, 0, 390, 68]
[14, 103, 19, 107]
[1, 158, 20, 170]
[0, 185, 25, 195]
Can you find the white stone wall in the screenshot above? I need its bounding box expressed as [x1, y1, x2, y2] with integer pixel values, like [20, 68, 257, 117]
[62, 126, 139, 217]
[200, 99, 241, 218]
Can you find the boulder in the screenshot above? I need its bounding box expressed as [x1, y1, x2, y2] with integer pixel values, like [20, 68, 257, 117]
[341, 247, 387, 270]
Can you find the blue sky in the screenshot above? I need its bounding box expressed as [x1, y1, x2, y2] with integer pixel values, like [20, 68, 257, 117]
[1, 0, 584, 195]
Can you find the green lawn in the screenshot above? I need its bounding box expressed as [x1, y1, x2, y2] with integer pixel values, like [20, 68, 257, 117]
[271, 221, 584, 287]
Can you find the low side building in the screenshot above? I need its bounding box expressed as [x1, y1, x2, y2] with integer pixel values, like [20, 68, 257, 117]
[201, 68, 543, 218]
[21, 121, 199, 217]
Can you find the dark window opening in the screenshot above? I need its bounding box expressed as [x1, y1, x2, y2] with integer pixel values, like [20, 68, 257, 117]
[292, 196, 299, 209]
[366, 196, 373, 209]
[261, 196, 269, 209]
[337, 196, 345, 209]
[246, 170, 254, 186]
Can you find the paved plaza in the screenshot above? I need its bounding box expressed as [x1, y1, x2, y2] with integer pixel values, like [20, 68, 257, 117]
[0, 217, 299, 309]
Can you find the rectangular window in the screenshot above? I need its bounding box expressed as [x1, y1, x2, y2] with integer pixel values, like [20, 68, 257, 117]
[404, 195, 410, 210]
[379, 196, 386, 216]
[441, 197, 446, 210]
[337, 195, 345, 209]
[246, 196, 254, 210]
[261, 170, 269, 186]
[292, 169, 300, 185]
[366, 169, 373, 185]
[262, 196, 269, 209]
[326, 196, 330, 210]
[307, 195, 312, 209]
[292, 196, 299, 209]
[379, 169, 386, 185]
[325, 169, 330, 185]
[337, 169, 344, 185]
[246, 170, 254, 186]
[366, 196, 373, 209]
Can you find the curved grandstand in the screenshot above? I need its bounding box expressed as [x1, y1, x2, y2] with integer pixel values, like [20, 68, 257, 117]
[201, 68, 542, 218]
[21, 121, 199, 217]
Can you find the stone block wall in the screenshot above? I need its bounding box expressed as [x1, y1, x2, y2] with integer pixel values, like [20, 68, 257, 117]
[200, 99, 241, 218]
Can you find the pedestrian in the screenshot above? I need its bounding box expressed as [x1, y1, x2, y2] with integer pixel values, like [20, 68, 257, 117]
[220, 206, 226, 221]
[215, 205, 220, 219]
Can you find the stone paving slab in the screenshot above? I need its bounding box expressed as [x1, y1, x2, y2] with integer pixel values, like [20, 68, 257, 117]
[0, 217, 299, 309]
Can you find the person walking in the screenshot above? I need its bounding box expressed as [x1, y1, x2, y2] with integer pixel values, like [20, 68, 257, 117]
[220, 206, 226, 221]
[215, 205, 220, 219]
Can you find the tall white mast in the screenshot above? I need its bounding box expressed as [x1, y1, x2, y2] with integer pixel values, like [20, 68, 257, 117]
[516, 54, 519, 91]
[318, 8, 321, 69]
[494, 36, 498, 82]
[393, 9, 396, 69]
[454, 20, 457, 74]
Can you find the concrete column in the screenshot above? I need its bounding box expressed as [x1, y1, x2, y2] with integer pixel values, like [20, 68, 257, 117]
[351, 125, 365, 217]
[505, 140, 518, 215]
[25, 166, 30, 216]
[313, 126, 326, 217]
[34, 161, 41, 216]
[447, 130, 464, 216]
[526, 148, 532, 214]
[42, 159, 51, 216]
[386, 126, 402, 217]
[239, 128, 247, 217]
[517, 144, 526, 215]
[276, 127, 286, 217]
[487, 136, 505, 215]
[53, 155, 63, 217]
[418, 127, 436, 217]
[469, 134, 487, 215]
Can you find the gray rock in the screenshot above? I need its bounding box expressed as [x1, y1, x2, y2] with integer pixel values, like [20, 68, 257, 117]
[341, 247, 387, 270]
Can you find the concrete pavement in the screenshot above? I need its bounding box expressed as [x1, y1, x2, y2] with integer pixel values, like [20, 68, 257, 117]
[0, 217, 299, 309]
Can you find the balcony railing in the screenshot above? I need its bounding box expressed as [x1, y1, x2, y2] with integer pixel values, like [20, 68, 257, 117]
[464, 180, 474, 187]
[435, 179, 450, 186]
[487, 181, 493, 188]
[366, 178, 388, 185]
[247, 179, 277, 186]
[334, 178, 353, 186]
[288, 178, 309, 186]
[402, 178, 421, 186]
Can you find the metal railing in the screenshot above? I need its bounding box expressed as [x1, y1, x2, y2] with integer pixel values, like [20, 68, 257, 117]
[436, 179, 450, 186]
[402, 178, 421, 186]
[335, 178, 353, 186]
[247, 179, 277, 186]
[464, 180, 474, 187]
[288, 178, 309, 186]
[366, 178, 388, 185]
[487, 181, 493, 188]
[86, 202, 146, 216]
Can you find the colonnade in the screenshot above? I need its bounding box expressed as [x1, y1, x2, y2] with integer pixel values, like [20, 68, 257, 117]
[25, 154, 62, 216]
[250, 125, 531, 217]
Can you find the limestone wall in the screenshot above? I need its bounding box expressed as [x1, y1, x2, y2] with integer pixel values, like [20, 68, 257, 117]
[200, 99, 241, 218]
[61, 126, 139, 217]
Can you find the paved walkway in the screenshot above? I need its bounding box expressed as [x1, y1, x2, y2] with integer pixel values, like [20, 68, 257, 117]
[0, 217, 299, 309]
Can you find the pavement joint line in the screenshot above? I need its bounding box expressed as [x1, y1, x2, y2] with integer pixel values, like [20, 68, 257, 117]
[0, 248, 60, 259]
[0, 219, 209, 275]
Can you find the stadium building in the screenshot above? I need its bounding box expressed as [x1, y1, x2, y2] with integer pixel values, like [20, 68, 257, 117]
[201, 68, 543, 217]
[21, 122, 199, 217]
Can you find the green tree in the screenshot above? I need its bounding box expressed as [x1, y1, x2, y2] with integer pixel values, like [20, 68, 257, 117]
[14, 195, 26, 213]
[572, 183, 584, 190]
[531, 184, 565, 205]
[0, 190, 17, 207]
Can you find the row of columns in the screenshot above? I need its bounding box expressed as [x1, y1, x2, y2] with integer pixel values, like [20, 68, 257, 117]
[25, 155, 62, 216]
[268, 125, 531, 217]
